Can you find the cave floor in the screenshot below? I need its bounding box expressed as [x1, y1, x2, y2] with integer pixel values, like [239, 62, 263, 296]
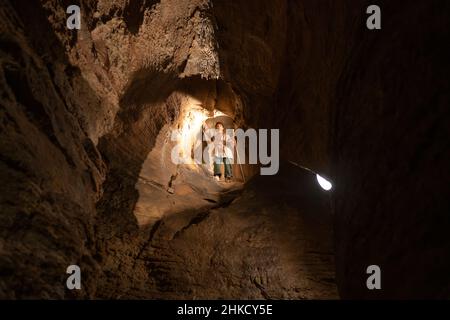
[95, 163, 338, 299]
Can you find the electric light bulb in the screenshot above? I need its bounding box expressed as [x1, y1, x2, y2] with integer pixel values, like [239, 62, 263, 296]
[316, 174, 332, 191]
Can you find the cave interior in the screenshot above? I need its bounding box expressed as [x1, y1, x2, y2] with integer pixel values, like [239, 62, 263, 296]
[0, 0, 449, 299]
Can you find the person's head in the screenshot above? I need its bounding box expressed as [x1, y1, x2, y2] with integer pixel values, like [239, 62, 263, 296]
[215, 122, 224, 132]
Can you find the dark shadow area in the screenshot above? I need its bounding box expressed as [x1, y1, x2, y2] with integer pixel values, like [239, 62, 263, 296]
[123, 0, 160, 35]
[330, 0, 450, 299]
[95, 68, 180, 241]
[244, 161, 336, 294]
[137, 161, 337, 299]
[1, 0, 109, 299]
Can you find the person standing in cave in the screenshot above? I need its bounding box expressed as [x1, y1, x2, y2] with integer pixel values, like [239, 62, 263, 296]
[203, 121, 234, 182]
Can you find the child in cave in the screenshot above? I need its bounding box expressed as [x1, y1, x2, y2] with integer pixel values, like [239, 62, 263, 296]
[203, 121, 235, 182]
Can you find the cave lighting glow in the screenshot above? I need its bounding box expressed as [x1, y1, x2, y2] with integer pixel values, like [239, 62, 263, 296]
[212, 109, 226, 117]
[176, 96, 229, 168]
[179, 96, 208, 138]
[176, 97, 215, 166]
[181, 109, 208, 138]
[179, 98, 227, 141]
[316, 174, 332, 191]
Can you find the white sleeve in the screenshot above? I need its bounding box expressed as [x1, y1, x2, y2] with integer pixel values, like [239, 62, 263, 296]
[226, 133, 235, 147]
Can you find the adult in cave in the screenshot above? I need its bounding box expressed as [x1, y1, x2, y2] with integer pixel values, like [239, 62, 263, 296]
[203, 121, 235, 182]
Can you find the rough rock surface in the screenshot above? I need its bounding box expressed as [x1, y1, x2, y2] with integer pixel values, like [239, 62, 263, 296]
[95, 164, 336, 299]
[331, 0, 450, 299]
[0, 0, 337, 299]
[1, 0, 448, 300]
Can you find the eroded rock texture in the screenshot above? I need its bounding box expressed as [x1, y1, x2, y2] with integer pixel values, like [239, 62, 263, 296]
[0, 0, 448, 300]
[331, 0, 450, 299]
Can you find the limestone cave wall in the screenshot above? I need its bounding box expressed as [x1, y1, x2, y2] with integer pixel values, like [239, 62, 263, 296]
[0, 0, 448, 299]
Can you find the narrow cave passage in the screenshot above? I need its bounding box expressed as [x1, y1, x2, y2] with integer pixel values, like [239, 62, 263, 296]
[1, 0, 449, 301]
[93, 75, 337, 299]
